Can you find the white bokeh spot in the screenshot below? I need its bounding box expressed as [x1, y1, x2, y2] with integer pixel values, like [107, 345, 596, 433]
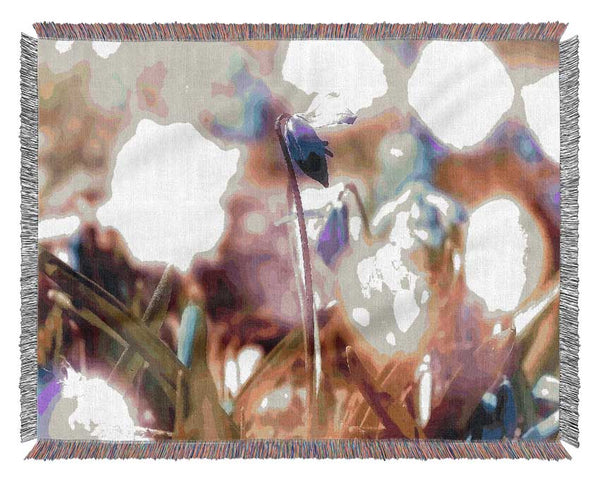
[352, 307, 370, 327]
[282, 41, 388, 126]
[300, 182, 345, 211]
[55, 41, 74, 54]
[48, 368, 135, 440]
[97, 120, 239, 270]
[522, 73, 560, 163]
[39, 215, 80, 240]
[465, 197, 542, 313]
[92, 41, 121, 59]
[393, 285, 421, 333]
[408, 41, 514, 149]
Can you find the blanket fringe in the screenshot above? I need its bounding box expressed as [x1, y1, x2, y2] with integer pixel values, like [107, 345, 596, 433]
[33, 22, 567, 41]
[21, 24, 578, 459]
[20, 33, 38, 443]
[558, 36, 580, 447]
[26, 439, 571, 460]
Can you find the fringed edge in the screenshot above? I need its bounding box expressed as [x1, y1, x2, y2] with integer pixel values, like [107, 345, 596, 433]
[22, 24, 576, 458]
[20, 34, 38, 443]
[33, 22, 567, 41]
[558, 36, 580, 447]
[26, 439, 570, 460]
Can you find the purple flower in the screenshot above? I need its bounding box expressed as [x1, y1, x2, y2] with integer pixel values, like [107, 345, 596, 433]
[284, 115, 332, 187]
[469, 380, 518, 440]
[317, 204, 349, 266]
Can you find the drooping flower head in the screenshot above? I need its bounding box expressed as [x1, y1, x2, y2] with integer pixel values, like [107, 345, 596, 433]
[283, 114, 332, 187]
[317, 203, 349, 266]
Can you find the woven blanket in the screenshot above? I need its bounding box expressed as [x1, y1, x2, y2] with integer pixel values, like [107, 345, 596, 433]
[20, 22, 579, 460]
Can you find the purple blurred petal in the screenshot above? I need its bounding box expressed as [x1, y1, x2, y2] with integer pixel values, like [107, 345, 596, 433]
[38, 377, 61, 416]
[317, 204, 349, 266]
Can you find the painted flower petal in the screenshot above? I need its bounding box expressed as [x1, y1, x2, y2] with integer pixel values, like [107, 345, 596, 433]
[470, 380, 518, 440]
[284, 114, 332, 187]
[317, 204, 349, 266]
[177, 304, 202, 368]
[496, 380, 518, 438]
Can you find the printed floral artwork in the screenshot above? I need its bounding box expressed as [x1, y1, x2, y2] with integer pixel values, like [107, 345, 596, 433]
[37, 38, 560, 442]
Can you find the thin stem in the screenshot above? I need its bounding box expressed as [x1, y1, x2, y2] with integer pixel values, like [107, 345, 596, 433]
[275, 114, 316, 437]
[338, 182, 373, 239]
[275, 182, 373, 241]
